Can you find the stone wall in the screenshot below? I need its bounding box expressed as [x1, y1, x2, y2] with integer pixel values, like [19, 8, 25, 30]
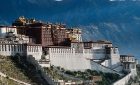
[113, 69, 137, 85]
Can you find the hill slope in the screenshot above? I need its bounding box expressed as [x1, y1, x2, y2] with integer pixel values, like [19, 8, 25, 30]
[0, 55, 49, 85]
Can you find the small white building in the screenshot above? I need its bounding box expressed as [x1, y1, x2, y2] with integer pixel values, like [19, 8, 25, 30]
[0, 26, 17, 38]
[120, 55, 137, 72]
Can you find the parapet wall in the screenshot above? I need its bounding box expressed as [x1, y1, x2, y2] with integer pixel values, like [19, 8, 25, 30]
[0, 44, 42, 62]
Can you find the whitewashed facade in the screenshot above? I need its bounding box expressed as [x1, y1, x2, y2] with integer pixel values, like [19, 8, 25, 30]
[0, 43, 43, 63]
[49, 47, 91, 71]
[0, 44, 25, 56]
[48, 42, 122, 71]
[26, 44, 42, 61]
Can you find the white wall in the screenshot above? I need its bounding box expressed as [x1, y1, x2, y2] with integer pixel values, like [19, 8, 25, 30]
[101, 60, 110, 67]
[49, 48, 91, 71]
[40, 63, 50, 67]
[83, 49, 93, 59]
[0, 44, 25, 56]
[26, 45, 42, 61]
[48, 44, 122, 71]
[83, 46, 106, 60]
[110, 48, 121, 68]
[0, 44, 43, 62]
[92, 48, 106, 60]
[113, 69, 137, 85]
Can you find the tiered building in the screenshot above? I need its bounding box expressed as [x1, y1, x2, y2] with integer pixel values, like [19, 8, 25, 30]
[12, 16, 82, 46]
[0, 17, 138, 78]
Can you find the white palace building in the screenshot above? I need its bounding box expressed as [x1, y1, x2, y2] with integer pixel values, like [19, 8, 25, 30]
[0, 25, 138, 85]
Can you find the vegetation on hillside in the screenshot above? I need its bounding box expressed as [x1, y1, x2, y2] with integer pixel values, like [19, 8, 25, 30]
[0, 55, 49, 85]
[44, 66, 67, 80]
[127, 64, 140, 85]
[44, 66, 120, 85]
[0, 55, 31, 83]
[135, 64, 140, 83]
[64, 69, 120, 85]
[0, 76, 20, 85]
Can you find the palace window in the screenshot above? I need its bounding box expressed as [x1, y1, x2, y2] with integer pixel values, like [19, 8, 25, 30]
[9, 45, 10, 51]
[36, 46, 38, 52]
[11, 45, 13, 51]
[17, 45, 19, 51]
[0, 45, 1, 51]
[29, 46, 31, 52]
[22, 45, 24, 51]
[34, 46, 36, 52]
[5, 45, 6, 51]
[2, 45, 3, 51]
[14, 45, 16, 51]
[20, 45, 22, 51]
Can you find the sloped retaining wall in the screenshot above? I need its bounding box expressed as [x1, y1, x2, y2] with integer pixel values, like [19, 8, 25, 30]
[112, 69, 137, 85]
[90, 61, 123, 76]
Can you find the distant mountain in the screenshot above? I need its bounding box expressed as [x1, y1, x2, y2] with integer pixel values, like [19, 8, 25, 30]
[0, 0, 140, 59]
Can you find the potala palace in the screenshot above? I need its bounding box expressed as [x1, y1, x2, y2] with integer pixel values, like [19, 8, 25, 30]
[0, 16, 138, 85]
